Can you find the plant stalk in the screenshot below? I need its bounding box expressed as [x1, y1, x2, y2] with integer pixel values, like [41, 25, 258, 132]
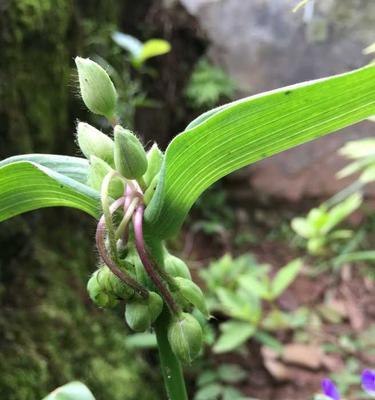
[154, 307, 188, 400]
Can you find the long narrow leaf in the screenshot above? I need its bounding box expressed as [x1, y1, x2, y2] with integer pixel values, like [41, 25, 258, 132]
[0, 161, 100, 222]
[0, 154, 89, 184]
[146, 66, 375, 238]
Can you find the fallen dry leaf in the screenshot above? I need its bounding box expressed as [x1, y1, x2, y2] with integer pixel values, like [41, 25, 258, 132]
[281, 343, 323, 370]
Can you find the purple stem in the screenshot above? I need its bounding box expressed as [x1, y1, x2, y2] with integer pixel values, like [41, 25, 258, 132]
[96, 197, 148, 298]
[133, 204, 179, 314]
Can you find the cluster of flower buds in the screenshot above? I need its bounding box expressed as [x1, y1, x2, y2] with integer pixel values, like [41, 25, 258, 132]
[75, 57, 207, 364]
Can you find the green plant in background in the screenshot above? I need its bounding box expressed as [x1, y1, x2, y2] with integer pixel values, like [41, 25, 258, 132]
[201, 255, 303, 353]
[292, 134, 375, 265]
[185, 58, 236, 109]
[0, 55, 374, 399]
[83, 29, 171, 129]
[194, 364, 247, 400]
[291, 193, 362, 256]
[112, 32, 171, 70]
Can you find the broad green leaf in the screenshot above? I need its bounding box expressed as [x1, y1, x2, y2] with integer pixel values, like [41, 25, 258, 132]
[0, 154, 89, 184]
[254, 331, 283, 352]
[137, 39, 171, 66]
[239, 274, 268, 299]
[194, 383, 223, 400]
[146, 66, 375, 238]
[0, 161, 100, 222]
[42, 381, 95, 400]
[213, 321, 255, 353]
[217, 364, 247, 383]
[271, 259, 302, 299]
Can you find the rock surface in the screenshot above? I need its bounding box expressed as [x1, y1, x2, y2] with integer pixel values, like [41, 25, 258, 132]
[180, 0, 375, 199]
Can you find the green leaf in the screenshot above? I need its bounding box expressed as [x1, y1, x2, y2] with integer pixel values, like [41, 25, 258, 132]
[146, 66, 375, 238]
[213, 321, 255, 353]
[0, 161, 100, 222]
[271, 258, 302, 299]
[137, 39, 171, 66]
[322, 193, 362, 234]
[42, 381, 95, 400]
[0, 154, 89, 184]
[194, 383, 223, 400]
[217, 364, 247, 383]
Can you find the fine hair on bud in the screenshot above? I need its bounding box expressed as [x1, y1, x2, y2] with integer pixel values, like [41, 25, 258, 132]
[164, 252, 192, 280]
[75, 57, 118, 119]
[168, 313, 203, 364]
[87, 270, 118, 308]
[76, 122, 114, 166]
[114, 125, 148, 179]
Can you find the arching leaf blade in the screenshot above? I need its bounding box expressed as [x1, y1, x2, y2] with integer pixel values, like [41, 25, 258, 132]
[0, 154, 89, 184]
[0, 161, 100, 222]
[146, 65, 375, 238]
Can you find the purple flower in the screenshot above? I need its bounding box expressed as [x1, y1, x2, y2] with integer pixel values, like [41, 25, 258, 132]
[362, 369, 375, 396]
[321, 378, 340, 400]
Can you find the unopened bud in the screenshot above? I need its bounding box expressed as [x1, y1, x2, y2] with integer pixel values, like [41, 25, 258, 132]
[98, 265, 135, 301]
[125, 291, 163, 332]
[143, 143, 163, 186]
[76, 122, 114, 165]
[114, 126, 148, 179]
[164, 253, 191, 280]
[75, 57, 117, 119]
[175, 277, 209, 317]
[87, 270, 118, 308]
[87, 156, 123, 198]
[168, 313, 203, 364]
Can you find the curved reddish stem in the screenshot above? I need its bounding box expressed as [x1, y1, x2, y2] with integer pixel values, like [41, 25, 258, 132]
[133, 204, 179, 314]
[96, 197, 148, 298]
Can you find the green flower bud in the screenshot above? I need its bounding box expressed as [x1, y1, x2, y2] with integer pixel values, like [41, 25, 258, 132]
[87, 270, 118, 308]
[125, 291, 163, 332]
[168, 313, 203, 364]
[114, 125, 148, 179]
[75, 57, 117, 119]
[87, 156, 123, 198]
[98, 265, 135, 301]
[143, 143, 163, 186]
[164, 253, 191, 280]
[175, 277, 209, 317]
[76, 122, 114, 165]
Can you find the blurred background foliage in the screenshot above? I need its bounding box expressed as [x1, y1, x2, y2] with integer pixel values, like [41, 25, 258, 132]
[0, 1, 374, 399]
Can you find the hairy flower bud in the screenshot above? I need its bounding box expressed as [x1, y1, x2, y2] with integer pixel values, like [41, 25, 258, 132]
[143, 143, 163, 186]
[164, 253, 191, 280]
[168, 313, 203, 364]
[114, 125, 148, 179]
[97, 265, 135, 301]
[75, 57, 117, 119]
[125, 291, 163, 332]
[175, 277, 209, 317]
[87, 270, 118, 308]
[87, 156, 123, 198]
[76, 122, 114, 165]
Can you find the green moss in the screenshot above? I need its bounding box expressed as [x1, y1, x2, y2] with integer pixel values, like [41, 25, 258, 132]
[0, 212, 158, 399]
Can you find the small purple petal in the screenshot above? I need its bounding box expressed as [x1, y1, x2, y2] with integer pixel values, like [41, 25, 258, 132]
[322, 378, 340, 400]
[362, 369, 375, 396]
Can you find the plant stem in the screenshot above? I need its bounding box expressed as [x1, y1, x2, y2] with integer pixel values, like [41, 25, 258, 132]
[154, 307, 188, 400]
